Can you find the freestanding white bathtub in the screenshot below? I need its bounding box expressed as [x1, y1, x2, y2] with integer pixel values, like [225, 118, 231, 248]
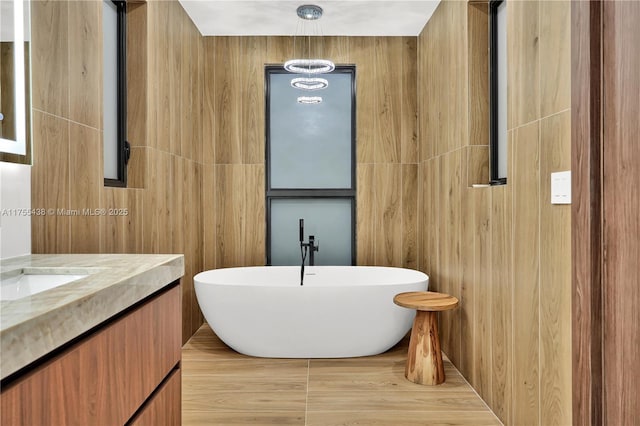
[194, 266, 429, 358]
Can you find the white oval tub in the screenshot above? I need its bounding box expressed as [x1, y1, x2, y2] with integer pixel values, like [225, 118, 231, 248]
[194, 266, 428, 358]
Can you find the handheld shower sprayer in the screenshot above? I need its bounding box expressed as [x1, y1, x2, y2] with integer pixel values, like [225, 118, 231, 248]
[299, 219, 304, 243]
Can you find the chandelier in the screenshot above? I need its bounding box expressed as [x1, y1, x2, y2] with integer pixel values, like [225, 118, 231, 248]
[285, 4, 334, 104]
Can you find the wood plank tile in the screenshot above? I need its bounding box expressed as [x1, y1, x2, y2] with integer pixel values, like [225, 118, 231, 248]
[356, 164, 374, 265]
[154, 2, 171, 153]
[183, 358, 308, 378]
[214, 165, 244, 267]
[471, 187, 492, 407]
[68, 0, 101, 129]
[189, 162, 204, 334]
[31, 111, 70, 253]
[127, 147, 147, 189]
[213, 37, 242, 164]
[182, 324, 501, 425]
[374, 163, 402, 267]
[459, 183, 475, 381]
[156, 151, 173, 253]
[421, 158, 440, 285]
[539, 0, 571, 117]
[182, 411, 305, 426]
[123, 189, 143, 254]
[183, 390, 306, 412]
[265, 36, 291, 65]
[202, 38, 216, 165]
[144, 3, 158, 151]
[100, 188, 124, 253]
[374, 38, 402, 163]
[142, 148, 158, 253]
[306, 390, 486, 412]
[171, 155, 185, 259]
[468, 2, 490, 147]
[401, 37, 418, 164]
[183, 360, 307, 393]
[349, 37, 375, 164]
[507, 0, 539, 129]
[179, 12, 193, 161]
[306, 411, 501, 426]
[466, 145, 490, 186]
[402, 164, 417, 269]
[490, 185, 513, 425]
[31, 0, 68, 118]
[202, 165, 216, 270]
[241, 37, 267, 165]
[438, 150, 462, 366]
[69, 123, 101, 253]
[193, 36, 204, 164]
[539, 111, 572, 426]
[126, 2, 147, 148]
[168, 1, 182, 157]
[323, 36, 349, 64]
[435, 3, 451, 156]
[244, 165, 266, 265]
[307, 359, 468, 392]
[511, 121, 540, 426]
[448, 0, 468, 152]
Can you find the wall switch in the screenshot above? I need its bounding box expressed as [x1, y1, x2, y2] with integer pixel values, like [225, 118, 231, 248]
[551, 171, 571, 204]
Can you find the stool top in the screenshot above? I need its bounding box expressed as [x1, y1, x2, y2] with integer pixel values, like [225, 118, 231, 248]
[393, 291, 459, 311]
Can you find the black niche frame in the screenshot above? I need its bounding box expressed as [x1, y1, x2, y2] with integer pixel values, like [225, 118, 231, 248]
[489, 0, 507, 185]
[104, 0, 130, 188]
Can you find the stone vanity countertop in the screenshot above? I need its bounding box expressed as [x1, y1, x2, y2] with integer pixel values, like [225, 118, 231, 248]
[0, 254, 184, 380]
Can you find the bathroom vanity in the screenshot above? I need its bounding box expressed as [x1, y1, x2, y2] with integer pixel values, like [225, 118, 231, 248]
[0, 254, 184, 425]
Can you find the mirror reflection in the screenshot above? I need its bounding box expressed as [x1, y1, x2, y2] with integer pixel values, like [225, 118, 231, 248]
[0, 0, 31, 162]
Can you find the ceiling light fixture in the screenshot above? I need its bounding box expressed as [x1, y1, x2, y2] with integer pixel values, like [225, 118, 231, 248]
[297, 96, 323, 104]
[291, 77, 329, 90]
[285, 4, 335, 79]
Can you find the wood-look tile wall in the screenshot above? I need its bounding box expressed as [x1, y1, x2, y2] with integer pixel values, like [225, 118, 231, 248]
[417, 1, 572, 425]
[201, 36, 418, 270]
[30, 0, 204, 343]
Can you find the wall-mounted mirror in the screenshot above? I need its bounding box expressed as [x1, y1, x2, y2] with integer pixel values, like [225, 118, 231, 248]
[0, 0, 31, 164]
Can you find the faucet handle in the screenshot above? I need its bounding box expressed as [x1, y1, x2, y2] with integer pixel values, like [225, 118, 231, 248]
[310, 236, 319, 252]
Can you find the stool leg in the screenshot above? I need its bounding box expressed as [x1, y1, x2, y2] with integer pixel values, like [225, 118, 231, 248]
[405, 311, 445, 385]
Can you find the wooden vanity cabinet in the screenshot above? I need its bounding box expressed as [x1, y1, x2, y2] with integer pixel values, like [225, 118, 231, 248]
[0, 283, 181, 426]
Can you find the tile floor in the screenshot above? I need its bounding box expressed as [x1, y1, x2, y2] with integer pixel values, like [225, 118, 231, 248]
[182, 323, 502, 426]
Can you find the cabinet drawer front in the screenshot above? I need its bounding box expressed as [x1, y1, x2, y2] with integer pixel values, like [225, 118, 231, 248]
[131, 367, 181, 426]
[1, 284, 181, 426]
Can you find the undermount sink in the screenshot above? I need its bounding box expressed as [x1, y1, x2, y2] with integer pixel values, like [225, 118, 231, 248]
[0, 269, 90, 301]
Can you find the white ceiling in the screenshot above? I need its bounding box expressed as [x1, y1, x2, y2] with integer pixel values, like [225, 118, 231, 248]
[179, 1, 441, 37]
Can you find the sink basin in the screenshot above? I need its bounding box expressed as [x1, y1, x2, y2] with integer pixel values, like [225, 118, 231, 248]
[0, 270, 89, 301]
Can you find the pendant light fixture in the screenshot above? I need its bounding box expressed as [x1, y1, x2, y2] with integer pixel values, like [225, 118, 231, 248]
[285, 4, 334, 104]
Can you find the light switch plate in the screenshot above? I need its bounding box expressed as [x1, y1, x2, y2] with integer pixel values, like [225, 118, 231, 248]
[551, 171, 571, 204]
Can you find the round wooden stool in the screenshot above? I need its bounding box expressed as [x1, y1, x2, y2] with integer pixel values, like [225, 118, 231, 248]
[393, 291, 459, 385]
